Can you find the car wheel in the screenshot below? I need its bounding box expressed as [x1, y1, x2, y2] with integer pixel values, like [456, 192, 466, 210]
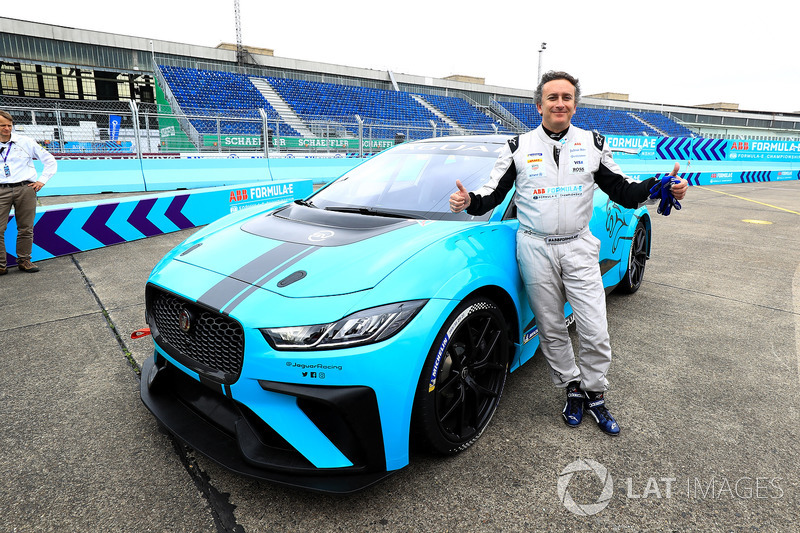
[617, 218, 648, 294]
[412, 297, 509, 454]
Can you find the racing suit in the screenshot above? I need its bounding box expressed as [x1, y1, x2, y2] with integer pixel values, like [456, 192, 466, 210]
[466, 125, 657, 392]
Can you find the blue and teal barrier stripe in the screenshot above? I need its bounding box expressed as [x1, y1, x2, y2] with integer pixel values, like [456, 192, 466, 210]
[3, 179, 312, 267]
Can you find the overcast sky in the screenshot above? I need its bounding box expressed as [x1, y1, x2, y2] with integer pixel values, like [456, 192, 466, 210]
[6, 0, 798, 113]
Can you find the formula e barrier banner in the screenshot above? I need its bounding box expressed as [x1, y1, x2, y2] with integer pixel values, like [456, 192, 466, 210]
[3, 179, 312, 267]
[48, 141, 134, 153]
[607, 136, 660, 158]
[726, 140, 800, 161]
[622, 168, 799, 186]
[608, 135, 800, 162]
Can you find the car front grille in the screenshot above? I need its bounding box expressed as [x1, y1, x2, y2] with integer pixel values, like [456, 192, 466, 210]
[147, 285, 245, 385]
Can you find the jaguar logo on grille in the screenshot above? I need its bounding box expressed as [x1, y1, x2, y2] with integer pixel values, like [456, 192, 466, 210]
[179, 308, 194, 333]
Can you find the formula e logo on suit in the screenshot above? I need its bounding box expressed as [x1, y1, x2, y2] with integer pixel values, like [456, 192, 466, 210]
[532, 185, 584, 200]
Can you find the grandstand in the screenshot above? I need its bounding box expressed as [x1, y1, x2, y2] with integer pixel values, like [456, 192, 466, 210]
[2, 16, 800, 155]
[263, 76, 451, 140]
[130, 62, 706, 148]
[156, 63, 700, 142]
[159, 66, 301, 138]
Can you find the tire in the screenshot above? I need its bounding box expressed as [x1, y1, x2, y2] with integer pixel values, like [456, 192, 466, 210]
[412, 297, 510, 454]
[616, 218, 648, 294]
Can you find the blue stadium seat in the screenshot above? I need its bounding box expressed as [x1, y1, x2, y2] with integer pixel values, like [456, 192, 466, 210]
[159, 65, 695, 142]
[497, 101, 692, 137]
[263, 76, 447, 140]
[159, 65, 300, 137]
[420, 94, 509, 134]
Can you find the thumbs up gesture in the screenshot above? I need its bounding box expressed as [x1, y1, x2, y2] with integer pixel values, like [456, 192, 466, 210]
[449, 180, 471, 213]
[648, 163, 688, 216]
[668, 163, 688, 200]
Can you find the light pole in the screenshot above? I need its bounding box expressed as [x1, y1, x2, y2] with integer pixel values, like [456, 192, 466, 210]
[537, 42, 547, 83]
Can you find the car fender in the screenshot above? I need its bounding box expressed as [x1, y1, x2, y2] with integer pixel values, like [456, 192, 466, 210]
[380, 222, 521, 296]
[636, 207, 652, 256]
[614, 205, 651, 281]
[369, 222, 526, 346]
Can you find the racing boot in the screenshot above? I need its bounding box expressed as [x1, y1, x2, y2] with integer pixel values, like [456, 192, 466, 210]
[562, 381, 584, 427]
[584, 391, 620, 436]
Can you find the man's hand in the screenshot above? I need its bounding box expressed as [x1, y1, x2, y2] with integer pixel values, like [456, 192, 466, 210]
[28, 181, 45, 193]
[649, 163, 687, 216]
[668, 163, 688, 200]
[449, 180, 471, 213]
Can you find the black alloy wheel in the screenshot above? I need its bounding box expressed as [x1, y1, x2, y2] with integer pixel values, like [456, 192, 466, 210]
[412, 298, 510, 454]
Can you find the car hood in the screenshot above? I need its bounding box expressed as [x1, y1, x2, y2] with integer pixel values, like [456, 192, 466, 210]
[171, 203, 468, 299]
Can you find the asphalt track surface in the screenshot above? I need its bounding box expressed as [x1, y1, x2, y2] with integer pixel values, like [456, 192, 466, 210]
[2, 181, 799, 532]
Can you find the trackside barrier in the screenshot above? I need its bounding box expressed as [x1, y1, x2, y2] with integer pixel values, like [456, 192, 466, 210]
[609, 136, 800, 162]
[39, 159, 149, 195]
[139, 157, 359, 191]
[9, 148, 799, 268]
[28, 138, 800, 196]
[33, 157, 362, 196]
[618, 160, 800, 186]
[3, 179, 313, 267]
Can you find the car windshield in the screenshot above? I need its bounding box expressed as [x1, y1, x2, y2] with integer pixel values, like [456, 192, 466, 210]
[309, 140, 507, 221]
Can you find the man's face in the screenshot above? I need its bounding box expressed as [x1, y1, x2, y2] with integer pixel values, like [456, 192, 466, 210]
[536, 78, 576, 132]
[0, 117, 12, 143]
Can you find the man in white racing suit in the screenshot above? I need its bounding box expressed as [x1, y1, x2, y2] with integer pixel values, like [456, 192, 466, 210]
[449, 71, 688, 435]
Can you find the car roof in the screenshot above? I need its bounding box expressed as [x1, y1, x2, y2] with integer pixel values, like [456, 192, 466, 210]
[411, 134, 515, 145]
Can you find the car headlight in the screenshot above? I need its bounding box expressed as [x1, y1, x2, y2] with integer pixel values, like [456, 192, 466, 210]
[261, 300, 427, 350]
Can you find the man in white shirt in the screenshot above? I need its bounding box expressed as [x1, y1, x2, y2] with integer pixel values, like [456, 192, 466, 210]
[0, 110, 57, 274]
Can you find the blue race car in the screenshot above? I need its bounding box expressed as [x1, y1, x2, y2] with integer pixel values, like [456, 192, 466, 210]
[140, 135, 651, 493]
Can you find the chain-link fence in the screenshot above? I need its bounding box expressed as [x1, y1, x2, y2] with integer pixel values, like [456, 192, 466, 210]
[0, 94, 515, 160]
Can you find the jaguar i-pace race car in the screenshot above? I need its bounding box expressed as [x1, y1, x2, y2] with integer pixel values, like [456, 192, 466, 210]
[140, 135, 651, 493]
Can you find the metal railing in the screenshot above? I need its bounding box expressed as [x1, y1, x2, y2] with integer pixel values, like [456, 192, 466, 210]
[0, 94, 518, 159]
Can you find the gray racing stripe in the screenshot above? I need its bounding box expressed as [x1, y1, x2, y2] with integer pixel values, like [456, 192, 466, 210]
[197, 242, 312, 311]
[221, 246, 318, 314]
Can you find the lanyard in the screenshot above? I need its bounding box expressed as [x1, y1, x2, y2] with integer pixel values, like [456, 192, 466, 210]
[1, 142, 11, 178]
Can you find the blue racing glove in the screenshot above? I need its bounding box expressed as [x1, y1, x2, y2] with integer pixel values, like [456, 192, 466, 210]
[648, 176, 682, 216]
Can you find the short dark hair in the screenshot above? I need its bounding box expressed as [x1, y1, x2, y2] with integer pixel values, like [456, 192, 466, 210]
[0, 110, 12, 123]
[534, 71, 581, 106]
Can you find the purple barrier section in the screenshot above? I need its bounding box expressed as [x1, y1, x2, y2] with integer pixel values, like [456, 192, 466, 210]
[3, 179, 312, 267]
